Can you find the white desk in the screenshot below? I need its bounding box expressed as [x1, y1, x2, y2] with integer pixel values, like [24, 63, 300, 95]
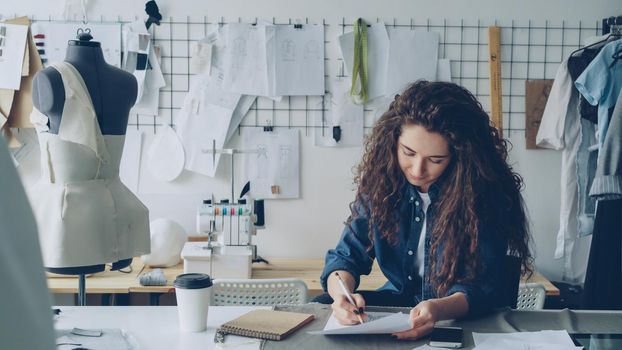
[55, 306, 268, 350]
[53, 305, 622, 350]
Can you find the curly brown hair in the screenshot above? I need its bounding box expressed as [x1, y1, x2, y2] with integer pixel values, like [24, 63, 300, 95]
[350, 80, 532, 297]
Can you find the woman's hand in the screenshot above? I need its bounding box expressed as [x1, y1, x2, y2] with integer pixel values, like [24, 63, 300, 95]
[331, 293, 367, 325]
[392, 300, 440, 340]
[392, 292, 468, 340]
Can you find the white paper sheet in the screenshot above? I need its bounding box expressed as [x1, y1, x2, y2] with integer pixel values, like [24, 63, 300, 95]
[0, 23, 28, 90]
[436, 58, 452, 82]
[223, 23, 279, 99]
[147, 124, 185, 182]
[136, 132, 224, 195]
[62, 0, 90, 21]
[385, 28, 439, 95]
[30, 22, 121, 67]
[472, 330, 581, 350]
[177, 71, 240, 177]
[122, 20, 151, 101]
[273, 24, 325, 96]
[209, 28, 227, 71]
[315, 78, 364, 147]
[309, 311, 411, 335]
[131, 44, 165, 116]
[119, 129, 143, 194]
[411, 346, 441, 350]
[56, 328, 139, 350]
[196, 29, 255, 145]
[243, 128, 299, 199]
[226, 94, 256, 143]
[9, 128, 37, 166]
[190, 40, 213, 75]
[338, 22, 390, 101]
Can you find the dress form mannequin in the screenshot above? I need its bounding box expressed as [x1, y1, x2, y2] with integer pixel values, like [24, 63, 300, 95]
[32, 32, 137, 135]
[31, 33, 148, 303]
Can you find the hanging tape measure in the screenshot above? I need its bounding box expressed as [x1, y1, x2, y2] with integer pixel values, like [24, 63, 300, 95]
[488, 26, 503, 138]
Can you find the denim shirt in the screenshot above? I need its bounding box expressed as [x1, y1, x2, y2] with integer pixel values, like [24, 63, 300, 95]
[321, 181, 513, 317]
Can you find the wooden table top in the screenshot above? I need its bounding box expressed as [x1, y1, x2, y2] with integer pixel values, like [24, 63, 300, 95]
[47, 258, 559, 296]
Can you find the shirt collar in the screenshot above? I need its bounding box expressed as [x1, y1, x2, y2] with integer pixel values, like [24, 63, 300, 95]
[405, 175, 445, 205]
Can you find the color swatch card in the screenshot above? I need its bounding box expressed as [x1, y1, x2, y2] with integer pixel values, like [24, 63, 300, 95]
[0, 23, 28, 90]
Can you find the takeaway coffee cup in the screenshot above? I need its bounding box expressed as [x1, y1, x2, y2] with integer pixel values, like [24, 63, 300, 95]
[174, 273, 213, 332]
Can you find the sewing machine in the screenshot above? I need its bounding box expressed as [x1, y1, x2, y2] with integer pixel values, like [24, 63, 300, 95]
[182, 183, 267, 278]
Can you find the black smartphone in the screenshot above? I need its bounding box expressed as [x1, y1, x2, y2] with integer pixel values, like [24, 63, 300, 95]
[428, 326, 463, 348]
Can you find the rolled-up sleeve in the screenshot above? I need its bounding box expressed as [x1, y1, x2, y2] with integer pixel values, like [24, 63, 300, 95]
[446, 231, 510, 318]
[320, 208, 375, 292]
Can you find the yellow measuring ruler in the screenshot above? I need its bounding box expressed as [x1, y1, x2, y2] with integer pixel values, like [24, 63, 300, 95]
[488, 26, 503, 138]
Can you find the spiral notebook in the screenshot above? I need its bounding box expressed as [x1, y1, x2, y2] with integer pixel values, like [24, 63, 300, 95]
[217, 309, 315, 341]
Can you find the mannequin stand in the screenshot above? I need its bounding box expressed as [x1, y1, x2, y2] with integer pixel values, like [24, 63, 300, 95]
[47, 258, 132, 306]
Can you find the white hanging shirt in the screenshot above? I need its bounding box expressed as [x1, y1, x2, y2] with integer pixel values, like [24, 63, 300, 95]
[29, 61, 150, 268]
[535, 55, 592, 283]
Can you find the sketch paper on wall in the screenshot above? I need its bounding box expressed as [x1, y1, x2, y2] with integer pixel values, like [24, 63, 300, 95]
[0, 23, 28, 90]
[338, 22, 389, 101]
[436, 58, 451, 82]
[131, 44, 165, 116]
[244, 128, 300, 199]
[30, 22, 121, 68]
[225, 94, 256, 143]
[195, 29, 256, 144]
[223, 23, 280, 99]
[190, 34, 216, 75]
[315, 78, 364, 147]
[176, 69, 241, 177]
[385, 28, 439, 95]
[122, 20, 151, 101]
[273, 24, 325, 96]
[62, 0, 90, 20]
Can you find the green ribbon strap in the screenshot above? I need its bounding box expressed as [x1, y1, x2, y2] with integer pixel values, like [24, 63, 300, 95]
[350, 18, 369, 104]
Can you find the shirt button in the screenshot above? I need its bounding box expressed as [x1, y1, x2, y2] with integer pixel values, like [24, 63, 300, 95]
[408, 275, 413, 281]
[408, 250, 414, 256]
[415, 217, 421, 222]
[409, 196, 414, 202]
[415, 201, 420, 206]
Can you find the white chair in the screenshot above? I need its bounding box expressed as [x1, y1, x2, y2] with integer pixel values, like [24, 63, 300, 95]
[210, 278, 308, 306]
[516, 283, 546, 310]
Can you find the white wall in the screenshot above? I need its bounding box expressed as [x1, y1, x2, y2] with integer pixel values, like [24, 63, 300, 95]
[7, 0, 621, 283]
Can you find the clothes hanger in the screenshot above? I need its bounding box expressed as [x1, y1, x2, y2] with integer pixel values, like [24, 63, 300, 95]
[568, 33, 614, 58]
[608, 25, 622, 68]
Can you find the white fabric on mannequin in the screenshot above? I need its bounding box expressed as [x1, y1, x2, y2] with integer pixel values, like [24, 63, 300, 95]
[29, 61, 150, 268]
[0, 137, 55, 350]
[54, 62, 110, 162]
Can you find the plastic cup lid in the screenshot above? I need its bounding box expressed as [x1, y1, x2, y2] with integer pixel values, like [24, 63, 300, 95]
[173, 273, 213, 289]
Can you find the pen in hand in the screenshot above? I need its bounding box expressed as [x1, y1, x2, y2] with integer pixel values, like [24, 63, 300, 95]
[335, 272, 365, 324]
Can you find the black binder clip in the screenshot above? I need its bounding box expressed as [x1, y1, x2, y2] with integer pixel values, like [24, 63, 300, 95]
[294, 23, 303, 29]
[332, 126, 342, 143]
[263, 120, 274, 132]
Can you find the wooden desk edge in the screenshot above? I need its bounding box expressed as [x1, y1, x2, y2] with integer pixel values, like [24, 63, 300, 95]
[48, 258, 560, 297]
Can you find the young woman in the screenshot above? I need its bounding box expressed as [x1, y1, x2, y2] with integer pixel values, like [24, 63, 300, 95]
[318, 80, 532, 340]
